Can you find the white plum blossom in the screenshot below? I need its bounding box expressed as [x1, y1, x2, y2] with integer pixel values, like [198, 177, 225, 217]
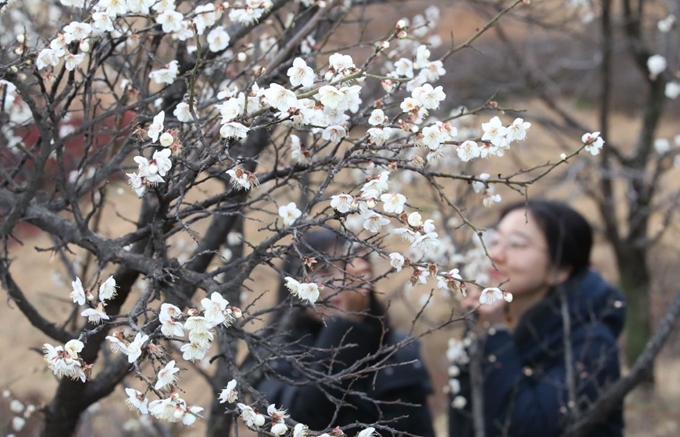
[220, 122, 250, 139]
[149, 61, 179, 85]
[127, 173, 147, 197]
[368, 109, 386, 126]
[226, 167, 257, 191]
[380, 193, 407, 214]
[361, 171, 390, 198]
[658, 14, 676, 33]
[400, 97, 420, 113]
[148, 111, 165, 142]
[328, 53, 355, 72]
[357, 428, 376, 437]
[125, 332, 149, 363]
[290, 136, 311, 166]
[98, 276, 117, 300]
[412, 232, 440, 254]
[63, 22, 92, 44]
[174, 102, 193, 122]
[81, 302, 109, 324]
[91, 12, 115, 35]
[219, 379, 238, 404]
[287, 57, 315, 88]
[201, 292, 233, 327]
[207, 26, 231, 52]
[389, 253, 405, 271]
[505, 118, 531, 142]
[418, 60, 447, 82]
[193, 4, 219, 34]
[318, 85, 346, 111]
[437, 268, 463, 290]
[181, 342, 208, 362]
[71, 277, 87, 305]
[284, 277, 321, 304]
[279, 202, 302, 226]
[362, 211, 391, 233]
[330, 194, 355, 213]
[582, 132, 605, 156]
[64, 53, 86, 71]
[322, 125, 346, 144]
[415, 45, 431, 68]
[481, 116, 509, 148]
[479, 287, 504, 305]
[239, 403, 266, 427]
[394, 58, 414, 78]
[43, 339, 85, 379]
[482, 190, 502, 207]
[407, 211, 423, 227]
[127, 0, 155, 14]
[654, 139, 670, 155]
[154, 360, 180, 391]
[264, 84, 298, 111]
[159, 303, 182, 324]
[99, 0, 129, 17]
[412, 84, 446, 110]
[294, 423, 308, 437]
[156, 9, 185, 34]
[457, 140, 481, 162]
[665, 82, 680, 100]
[271, 423, 289, 436]
[647, 55, 667, 79]
[367, 127, 393, 146]
[36, 48, 62, 70]
[125, 388, 149, 415]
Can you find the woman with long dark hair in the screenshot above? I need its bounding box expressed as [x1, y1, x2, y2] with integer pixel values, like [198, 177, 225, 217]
[247, 229, 435, 437]
[449, 199, 625, 437]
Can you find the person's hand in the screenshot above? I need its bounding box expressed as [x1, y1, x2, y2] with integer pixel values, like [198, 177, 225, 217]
[462, 287, 508, 329]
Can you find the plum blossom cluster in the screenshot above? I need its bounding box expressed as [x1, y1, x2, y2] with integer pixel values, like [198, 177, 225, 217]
[126, 112, 178, 197]
[284, 277, 323, 304]
[237, 400, 377, 437]
[43, 339, 91, 382]
[455, 116, 532, 162]
[472, 173, 502, 208]
[1, 392, 36, 434]
[71, 275, 118, 325]
[479, 287, 513, 305]
[446, 338, 470, 410]
[125, 388, 204, 426]
[106, 293, 242, 364]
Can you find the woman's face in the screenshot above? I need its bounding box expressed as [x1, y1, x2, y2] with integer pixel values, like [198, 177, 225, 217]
[487, 209, 568, 300]
[309, 252, 372, 321]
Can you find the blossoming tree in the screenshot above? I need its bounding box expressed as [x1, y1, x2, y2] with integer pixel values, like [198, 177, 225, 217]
[0, 0, 619, 436]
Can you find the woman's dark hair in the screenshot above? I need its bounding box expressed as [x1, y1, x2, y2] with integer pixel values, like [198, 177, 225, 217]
[271, 228, 387, 327]
[500, 199, 592, 278]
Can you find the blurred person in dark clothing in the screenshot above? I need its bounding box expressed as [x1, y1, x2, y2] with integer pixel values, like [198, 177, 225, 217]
[449, 199, 625, 437]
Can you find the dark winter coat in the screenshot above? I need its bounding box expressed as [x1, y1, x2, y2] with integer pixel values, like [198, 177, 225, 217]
[449, 270, 626, 437]
[254, 314, 435, 437]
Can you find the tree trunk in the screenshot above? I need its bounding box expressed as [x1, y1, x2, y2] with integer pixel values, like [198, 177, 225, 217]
[616, 246, 654, 386]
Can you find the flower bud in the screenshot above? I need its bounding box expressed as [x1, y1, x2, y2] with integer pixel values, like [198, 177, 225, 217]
[148, 163, 159, 175]
[254, 414, 265, 427]
[160, 132, 174, 148]
[79, 40, 90, 53]
[397, 31, 407, 39]
[396, 19, 408, 30]
[231, 306, 243, 319]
